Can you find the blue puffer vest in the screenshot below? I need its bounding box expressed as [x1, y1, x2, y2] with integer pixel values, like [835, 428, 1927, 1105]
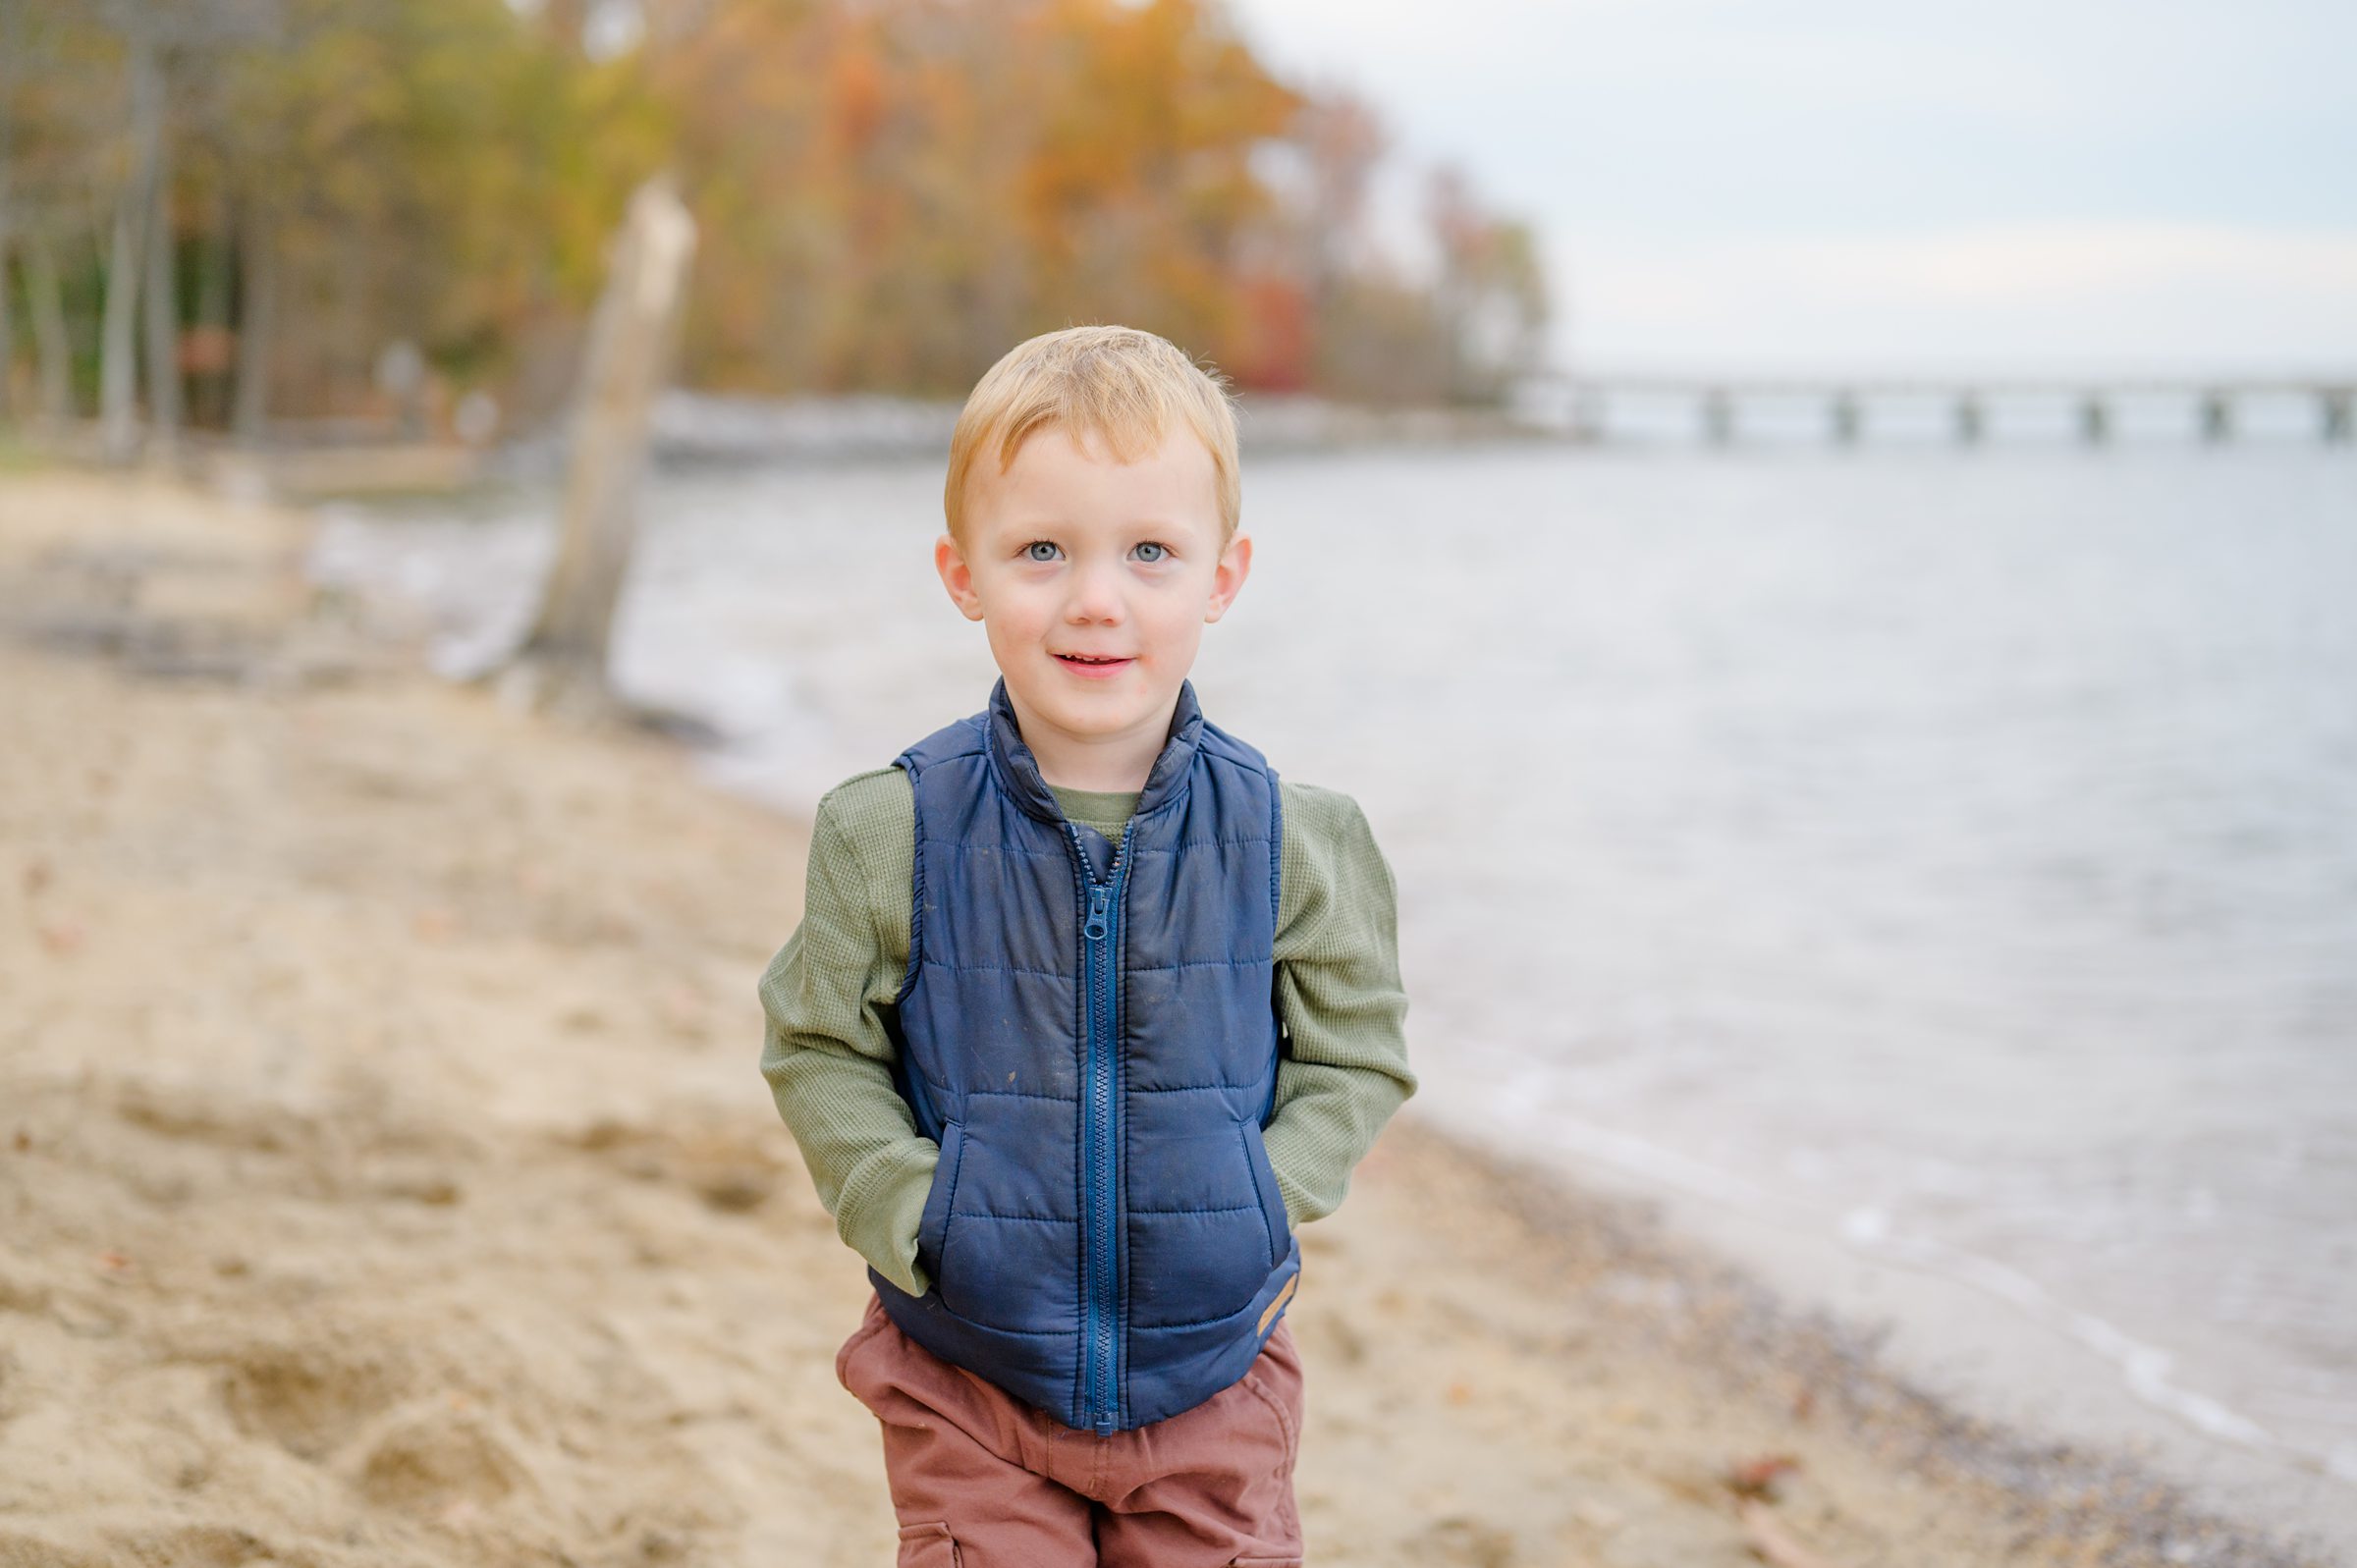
[869, 676, 1299, 1433]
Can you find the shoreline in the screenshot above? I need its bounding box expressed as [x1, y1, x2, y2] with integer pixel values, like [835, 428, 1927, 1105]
[1430, 1090, 2356, 1548]
[0, 465, 2338, 1568]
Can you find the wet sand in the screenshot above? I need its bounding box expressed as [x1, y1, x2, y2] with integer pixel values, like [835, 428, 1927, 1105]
[0, 468, 2330, 1568]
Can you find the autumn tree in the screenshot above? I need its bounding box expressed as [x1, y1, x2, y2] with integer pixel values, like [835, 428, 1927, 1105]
[1426, 163, 1548, 403]
[3, 0, 1547, 433]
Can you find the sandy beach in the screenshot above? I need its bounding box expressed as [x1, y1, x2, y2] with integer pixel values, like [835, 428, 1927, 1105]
[0, 467, 2330, 1568]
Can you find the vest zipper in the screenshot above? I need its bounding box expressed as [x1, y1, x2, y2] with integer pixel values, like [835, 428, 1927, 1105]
[1068, 818, 1133, 1433]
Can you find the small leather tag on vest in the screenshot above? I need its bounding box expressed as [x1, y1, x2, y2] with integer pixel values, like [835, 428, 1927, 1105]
[1257, 1273, 1298, 1337]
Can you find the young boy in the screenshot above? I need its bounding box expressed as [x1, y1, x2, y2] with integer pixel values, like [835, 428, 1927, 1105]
[757, 324, 1416, 1566]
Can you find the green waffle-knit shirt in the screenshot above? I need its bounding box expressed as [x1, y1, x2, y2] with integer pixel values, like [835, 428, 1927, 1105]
[758, 764, 1417, 1297]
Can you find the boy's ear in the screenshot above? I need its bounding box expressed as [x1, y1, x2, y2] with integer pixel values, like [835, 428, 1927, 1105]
[936, 532, 985, 622]
[1204, 531, 1252, 623]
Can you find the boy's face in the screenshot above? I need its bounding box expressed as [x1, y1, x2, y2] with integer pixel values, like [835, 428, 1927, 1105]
[936, 423, 1250, 780]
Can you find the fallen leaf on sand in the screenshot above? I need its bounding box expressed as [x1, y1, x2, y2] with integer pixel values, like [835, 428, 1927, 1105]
[1728, 1453, 1802, 1498]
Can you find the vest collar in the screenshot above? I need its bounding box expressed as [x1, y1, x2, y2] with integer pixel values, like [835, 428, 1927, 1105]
[986, 676, 1205, 826]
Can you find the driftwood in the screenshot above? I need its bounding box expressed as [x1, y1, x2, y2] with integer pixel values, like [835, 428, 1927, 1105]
[1737, 1499, 1849, 1568]
[494, 174, 698, 726]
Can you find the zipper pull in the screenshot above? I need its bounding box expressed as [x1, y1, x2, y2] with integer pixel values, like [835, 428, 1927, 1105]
[1083, 885, 1111, 942]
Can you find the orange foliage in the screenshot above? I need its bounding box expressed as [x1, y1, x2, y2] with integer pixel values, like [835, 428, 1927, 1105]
[10, 0, 1543, 417]
[652, 0, 1327, 394]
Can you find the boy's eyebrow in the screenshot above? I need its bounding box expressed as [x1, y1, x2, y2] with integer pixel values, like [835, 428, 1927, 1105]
[990, 515, 1206, 537]
[988, 515, 1068, 537]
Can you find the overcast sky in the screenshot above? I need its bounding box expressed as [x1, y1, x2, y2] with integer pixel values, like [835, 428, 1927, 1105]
[1227, 0, 2357, 375]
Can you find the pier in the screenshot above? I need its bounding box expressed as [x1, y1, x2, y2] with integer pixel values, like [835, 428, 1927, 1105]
[1513, 375, 2357, 449]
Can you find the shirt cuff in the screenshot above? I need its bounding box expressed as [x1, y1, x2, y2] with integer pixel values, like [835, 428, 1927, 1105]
[833, 1138, 940, 1297]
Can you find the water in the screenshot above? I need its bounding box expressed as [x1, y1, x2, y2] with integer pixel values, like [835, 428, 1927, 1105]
[313, 441, 2357, 1513]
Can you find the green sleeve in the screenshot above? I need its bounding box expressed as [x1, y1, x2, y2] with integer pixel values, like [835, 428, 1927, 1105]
[1264, 782, 1419, 1228]
[755, 768, 936, 1296]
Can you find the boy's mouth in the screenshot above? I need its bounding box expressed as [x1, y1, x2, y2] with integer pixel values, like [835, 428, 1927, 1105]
[1054, 653, 1134, 677]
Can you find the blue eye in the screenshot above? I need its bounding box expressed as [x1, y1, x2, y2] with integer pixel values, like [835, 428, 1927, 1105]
[1133, 541, 1168, 563]
[1022, 541, 1061, 563]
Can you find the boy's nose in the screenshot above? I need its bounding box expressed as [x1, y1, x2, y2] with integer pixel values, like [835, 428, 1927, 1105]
[1065, 562, 1125, 623]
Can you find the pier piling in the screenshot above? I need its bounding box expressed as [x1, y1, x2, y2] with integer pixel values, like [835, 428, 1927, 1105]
[1702, 389, 1734, 447]
[2200, 392, 2234, 445]
[1831, 392, 1861, 446]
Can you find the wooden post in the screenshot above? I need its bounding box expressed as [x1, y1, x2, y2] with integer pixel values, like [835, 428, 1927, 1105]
[1702, 388, 1734, 447]
[1953, 393, 1984, 447]
[1830, 391, 1861, 446]
[2199, 391, 2232, 445]
[499, 175, 698, 720]
[1573, 383, 1607, 445]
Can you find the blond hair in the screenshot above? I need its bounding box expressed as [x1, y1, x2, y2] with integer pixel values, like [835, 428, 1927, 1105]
[945, 325, 1241, 545]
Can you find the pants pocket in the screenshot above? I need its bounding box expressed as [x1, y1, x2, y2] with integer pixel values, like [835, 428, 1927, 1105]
[1240, 1370, 1301, 1474]
[835, 1293, 891, 1393]
[898, 1520, 961, 1567]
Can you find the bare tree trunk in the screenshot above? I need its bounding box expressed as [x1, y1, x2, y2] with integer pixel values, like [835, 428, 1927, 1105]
[193, 184, 233, 428]
[233, 192, 274, 443]
[100, 22, 162, 465]
[499, 175, 697, 721]
[0, 234, 13, 432]
[25, 232, 71, 425]
[98, 189, 142, 460]
[0, 0, 17, 425]
[141, 79, 181, 464]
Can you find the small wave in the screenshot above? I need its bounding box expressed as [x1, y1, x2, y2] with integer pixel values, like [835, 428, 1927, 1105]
[1838, 1204, 2277, 1448]
[1451, 1084, 2337, 1485]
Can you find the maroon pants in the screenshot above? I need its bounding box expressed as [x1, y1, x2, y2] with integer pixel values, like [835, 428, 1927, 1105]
[835, 1291, 1306, 1567]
